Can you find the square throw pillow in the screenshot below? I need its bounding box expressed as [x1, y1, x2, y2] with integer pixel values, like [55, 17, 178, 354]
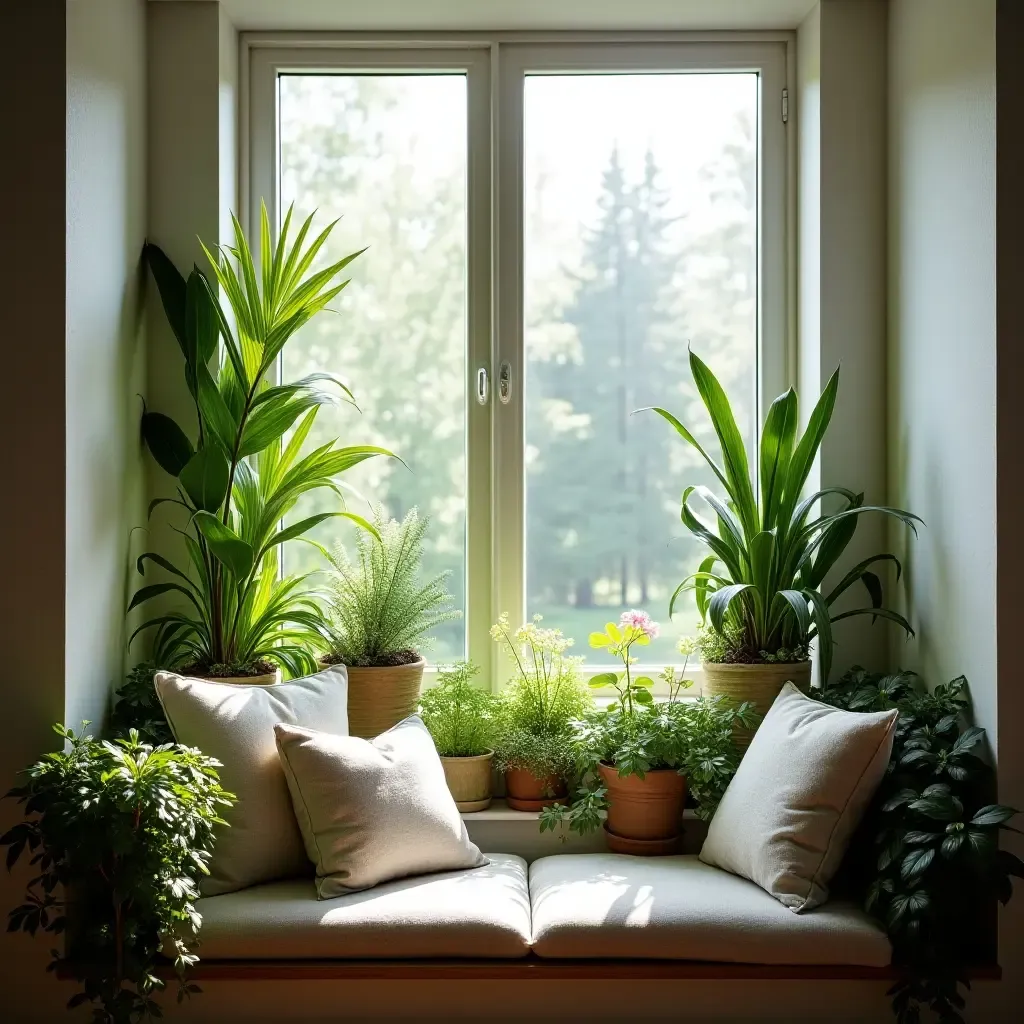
[700, 681, 898, 912]
[274, 715, 488, 899]
[154, 667, 349, 896]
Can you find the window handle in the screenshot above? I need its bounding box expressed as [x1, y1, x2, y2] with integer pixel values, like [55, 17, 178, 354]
[476, 367, 489, 406]
[499, 362, 512, 404]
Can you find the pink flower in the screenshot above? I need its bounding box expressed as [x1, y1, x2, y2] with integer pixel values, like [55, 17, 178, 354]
[619, 609, 660, 641]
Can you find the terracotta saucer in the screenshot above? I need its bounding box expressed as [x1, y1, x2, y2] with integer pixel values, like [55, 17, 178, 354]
[603, 823, 682, 856]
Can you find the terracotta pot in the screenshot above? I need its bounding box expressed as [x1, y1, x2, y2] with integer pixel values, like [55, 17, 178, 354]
[598, 763, 687, 851]
[702, 660, 812, 747]
[195, 668, 281, 686]
[440, 751, 494, 812]
[344, 658, 425, 738]
[504, 768, 567, 812]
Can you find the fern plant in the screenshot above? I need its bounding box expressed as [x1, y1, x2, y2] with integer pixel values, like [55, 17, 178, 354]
[323, 507, 460, 667]
[419, 662, 494, 757]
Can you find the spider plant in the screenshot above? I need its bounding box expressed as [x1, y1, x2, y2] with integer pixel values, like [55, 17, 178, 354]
[129, 202, 392, 677]
[645, 350, 921, 683]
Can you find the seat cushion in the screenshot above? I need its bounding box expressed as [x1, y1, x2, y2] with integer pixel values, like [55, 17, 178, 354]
[529, 854, 891, 966]
[193, 854, 531, 959]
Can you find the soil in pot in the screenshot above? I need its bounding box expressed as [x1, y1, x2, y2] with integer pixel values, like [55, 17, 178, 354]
[338, 656, 426, 738]
[504, 768, 567, 812]
[598, 762, 687, 855]
[702, 660, 812, 746]
[440, 751, 494, 812]
[181, 659, 281, 686]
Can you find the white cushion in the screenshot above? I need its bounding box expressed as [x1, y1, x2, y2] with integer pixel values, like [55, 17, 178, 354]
[529, 853, 891, 966]
[700, 682, 898, 912]
[275, 716, 487, 899]
[155, 667, 349, 896]
[193, 854, 531, 959]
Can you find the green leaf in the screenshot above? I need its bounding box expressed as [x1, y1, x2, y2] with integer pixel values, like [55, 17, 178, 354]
[144, 242, 187, 353]
[901, 846, 935, 880]
[779, 368, 839, 525]
[633, 676, 655, 688]
[184, 268, 220, 371]
[193, 512, 254, 580]
[196, 362, 238, 456]
[970, 805, 1017, 827]
[633, 687, 654, 705]
[588, 672, 618, 689]
[589, 632, 612, 649]
[127, 582, 201, 614]
[178, 446, 229, 513]
[759, 388, 798, 525]
[141, 412, 194, 476]
[709, 583, 755, 634]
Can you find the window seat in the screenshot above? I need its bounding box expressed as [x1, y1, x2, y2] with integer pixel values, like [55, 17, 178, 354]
[187, 853, 892, 971]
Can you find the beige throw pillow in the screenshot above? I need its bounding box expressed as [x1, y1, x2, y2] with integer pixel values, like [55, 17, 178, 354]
[700, 681, 898, 912]
[274, 716, 488, 899]
[154, 667, 349, 896]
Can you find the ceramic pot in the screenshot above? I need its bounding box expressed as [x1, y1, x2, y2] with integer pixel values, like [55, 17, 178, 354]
[344, 658, 425, 738]
[504, 768, 567, 812]
[702, 660, 813, 746]
[598, 762, 687, 854]
[440, 751, 494, 812]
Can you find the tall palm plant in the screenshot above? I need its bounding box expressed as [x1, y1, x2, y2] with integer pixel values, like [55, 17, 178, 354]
[646, 350, 920, 683]
[130, 203, 391, 677]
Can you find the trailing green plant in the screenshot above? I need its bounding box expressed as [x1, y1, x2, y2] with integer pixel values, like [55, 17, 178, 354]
[490, 614, 592, 779]
[109, 663, 173, 746]
[322, 506, 460, 667]
[820, 667, 1023, 1024]
[419, 662, 494, 757]
[539, 614, 754, 836]
[131, 202, 391, 678]
[2, 725, 234, 1023]
[646, 350, 921, 681]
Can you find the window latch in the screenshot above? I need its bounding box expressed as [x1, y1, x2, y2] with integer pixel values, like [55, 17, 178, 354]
[476, 367, 489, 406]
[499, 362, 512, 404]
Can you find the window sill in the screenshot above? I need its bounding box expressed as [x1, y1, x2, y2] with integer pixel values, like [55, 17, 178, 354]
[460, 798, 698, 822]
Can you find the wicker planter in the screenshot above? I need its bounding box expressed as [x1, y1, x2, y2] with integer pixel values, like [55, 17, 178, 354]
[440, 751, 494, 812]
[598, 763, 687, 855]
[344, 658, 425, 738]
[504, 768, 567, 812]
[702, 660, 812, 746]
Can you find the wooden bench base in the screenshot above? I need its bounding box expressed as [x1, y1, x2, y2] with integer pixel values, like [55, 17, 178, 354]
[165, 958, 1002, 981]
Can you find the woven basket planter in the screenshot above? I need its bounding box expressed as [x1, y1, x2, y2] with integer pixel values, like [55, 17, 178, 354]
[194, 668, 281, 686]
[344, 658, 425, 738]
[702, 660, 812, 746]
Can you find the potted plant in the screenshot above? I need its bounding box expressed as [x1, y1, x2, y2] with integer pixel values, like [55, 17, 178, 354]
[420, 662, 495, 811]
[490, 614, 592, 811]
[322, 506, 460, 737]
[130, 203, 391, 685]
[646, 350, 921, 734]
[540, 613, 754, 854]
[818, 667, 1023, 1024]
[1, 724, 234, 1022]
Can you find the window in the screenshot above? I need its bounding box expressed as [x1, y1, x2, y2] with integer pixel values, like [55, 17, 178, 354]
[248, 37, 789, 683]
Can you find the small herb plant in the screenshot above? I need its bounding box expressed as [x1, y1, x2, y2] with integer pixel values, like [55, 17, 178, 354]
[420, 662, 494, 757]
[323, 506, 460, 667]
[490, 614, 591, 780]
[648, 349, 920, 679]
[820, 667, 1023, 1024]
[2, 725, 234, 1024]
[540, 612, 755, 837]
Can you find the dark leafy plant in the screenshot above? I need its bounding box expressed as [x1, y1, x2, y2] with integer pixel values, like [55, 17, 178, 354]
[2, 725, 234, 1023]
[540, 613, 754, 836]
[323, 506, 459, 667]
[820, 667, 1023, 1023]
[419, 662, 494, 757]
[646, 350, 921, 680]
[132, 203, 392, 678]
[109, 663, 173, 746]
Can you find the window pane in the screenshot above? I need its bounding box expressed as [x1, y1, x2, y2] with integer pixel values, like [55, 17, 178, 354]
[279, 74, 468, 661]
[523, 73, 757, 661]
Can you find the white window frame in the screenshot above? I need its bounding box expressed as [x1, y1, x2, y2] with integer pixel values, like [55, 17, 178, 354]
[244, 33, 792, 691]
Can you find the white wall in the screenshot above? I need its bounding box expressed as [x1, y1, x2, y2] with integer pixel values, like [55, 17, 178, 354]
[887, 0, 997, 741]
[65, 0, 149, 730]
